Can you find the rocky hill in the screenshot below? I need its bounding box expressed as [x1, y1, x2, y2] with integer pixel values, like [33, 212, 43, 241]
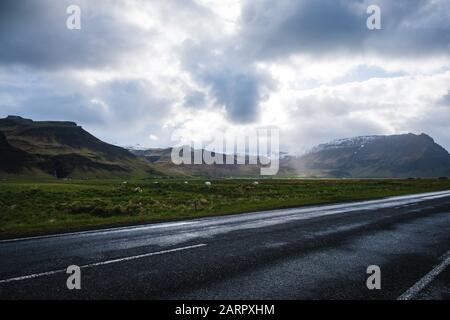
[0, 116, 158, 178]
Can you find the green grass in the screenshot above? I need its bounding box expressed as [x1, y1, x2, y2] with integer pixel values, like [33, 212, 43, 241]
[0, 178, 449, 238]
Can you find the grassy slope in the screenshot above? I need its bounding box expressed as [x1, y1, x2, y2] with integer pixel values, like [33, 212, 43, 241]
[0, 178, 449, 238]
[0, 118, 160, 179]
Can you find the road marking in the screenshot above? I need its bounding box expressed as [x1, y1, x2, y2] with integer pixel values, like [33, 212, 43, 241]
[0, 244, 206, 284]
[397, 251, 450, 300]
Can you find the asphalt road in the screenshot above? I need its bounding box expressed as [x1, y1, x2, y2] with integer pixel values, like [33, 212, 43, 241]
[1, 190, 450, 300]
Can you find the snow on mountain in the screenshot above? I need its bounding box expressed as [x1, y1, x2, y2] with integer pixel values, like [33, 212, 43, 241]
[309, 135, 383, 153]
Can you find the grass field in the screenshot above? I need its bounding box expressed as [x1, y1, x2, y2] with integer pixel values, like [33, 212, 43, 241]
[0, 178, 449, 238]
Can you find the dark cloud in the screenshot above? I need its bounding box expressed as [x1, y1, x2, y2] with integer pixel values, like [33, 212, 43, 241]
[236, 0, 450, 60]
[205, 71, 265, 123]
[440, 91, 450, 106]
[180, 40, 273, 123]
[237, 0, 366, 59]
[0, 0, 147, 69]
[0, 68, 172, 140]
[0, 81, 104, 125]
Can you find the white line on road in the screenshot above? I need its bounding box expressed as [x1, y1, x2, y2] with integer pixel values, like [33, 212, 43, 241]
[0, 243, 207, 284]
[397, 250, 450, 300]
[0, 221, 198, 244]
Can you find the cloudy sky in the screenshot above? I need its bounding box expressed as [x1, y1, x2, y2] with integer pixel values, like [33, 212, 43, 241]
[1, 0, 449, 152]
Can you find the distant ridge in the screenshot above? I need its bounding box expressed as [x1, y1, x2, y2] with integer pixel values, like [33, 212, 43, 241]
[130, 147, 262, 177]
[283, 133, 450, 178]
[1, 116, 450, 178]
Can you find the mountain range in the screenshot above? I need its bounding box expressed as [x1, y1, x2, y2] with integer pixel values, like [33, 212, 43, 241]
[1, 116, 449, 178]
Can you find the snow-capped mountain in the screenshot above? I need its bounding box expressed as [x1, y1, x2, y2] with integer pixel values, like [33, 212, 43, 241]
[284, 133, 450, 178]
[309, 135, 382, 153]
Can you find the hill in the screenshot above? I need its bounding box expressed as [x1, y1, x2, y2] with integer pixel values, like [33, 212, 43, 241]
[0, 116, 158, 178]
[284, 133, 450, 178]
